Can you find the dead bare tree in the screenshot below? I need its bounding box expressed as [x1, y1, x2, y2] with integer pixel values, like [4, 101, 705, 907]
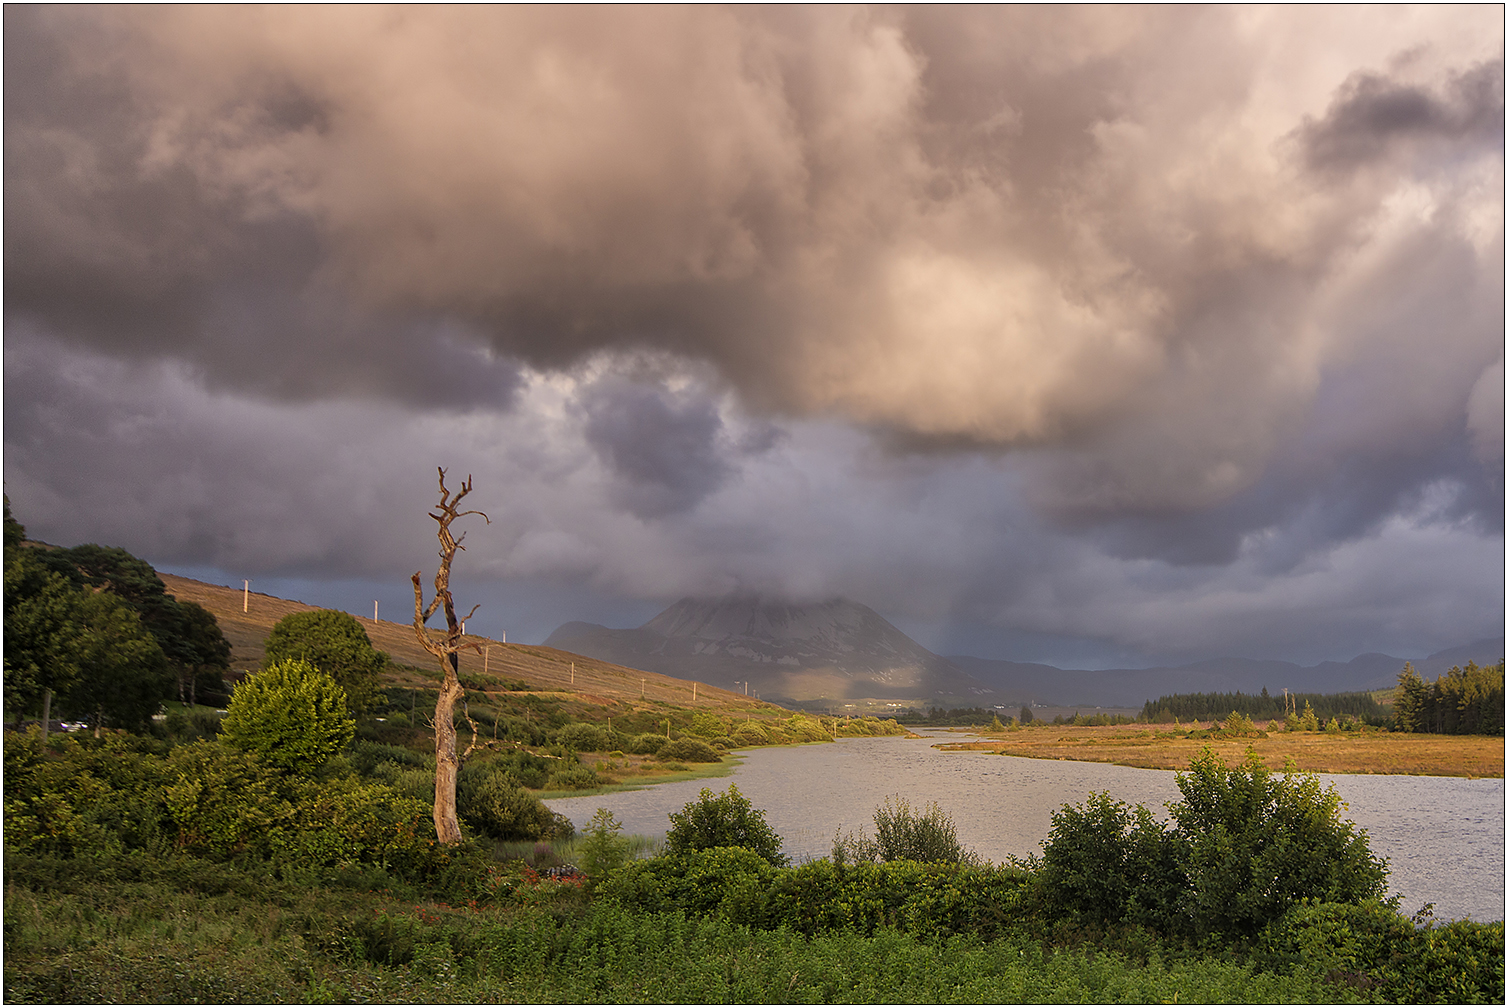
[411, 468, 488, 845]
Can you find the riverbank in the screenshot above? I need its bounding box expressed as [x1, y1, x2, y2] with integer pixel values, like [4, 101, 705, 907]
[928, 722, 1505, 778]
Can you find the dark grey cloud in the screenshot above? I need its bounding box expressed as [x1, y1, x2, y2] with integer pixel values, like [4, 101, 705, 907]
[3, 7, 1501, 667]
[1300, 58, 1504, 173]
[581, 373, 736, 519]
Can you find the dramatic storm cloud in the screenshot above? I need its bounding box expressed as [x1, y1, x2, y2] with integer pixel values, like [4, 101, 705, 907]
[6, 6, 1502, 666]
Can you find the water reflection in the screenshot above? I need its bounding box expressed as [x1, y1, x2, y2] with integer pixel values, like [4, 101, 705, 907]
[546, 734, 1504, 922]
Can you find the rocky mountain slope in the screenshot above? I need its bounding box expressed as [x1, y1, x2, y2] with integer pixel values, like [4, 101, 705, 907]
[545, 593, 994, 706]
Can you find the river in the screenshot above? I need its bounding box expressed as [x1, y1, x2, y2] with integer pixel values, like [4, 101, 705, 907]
[546, 733, 1505, 922]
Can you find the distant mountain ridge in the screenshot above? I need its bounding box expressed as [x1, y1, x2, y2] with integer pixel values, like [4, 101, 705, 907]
[950, 638, 1505, 708]
[546, 594, 1503, 709]
[545, 594, 993, 705]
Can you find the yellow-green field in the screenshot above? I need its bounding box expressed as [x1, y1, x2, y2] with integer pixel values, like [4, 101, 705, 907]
[932, 722, 1504, 778]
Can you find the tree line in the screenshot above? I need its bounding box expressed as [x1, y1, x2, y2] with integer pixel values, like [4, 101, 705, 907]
[1141, 688, 1386, 725]
[1393, 661, 1504, 736]
[4, 498, 232, 733]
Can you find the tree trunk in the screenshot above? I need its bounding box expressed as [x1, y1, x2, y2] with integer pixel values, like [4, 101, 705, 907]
[432, 659, 465, 844]
[412, 469, 489, 847]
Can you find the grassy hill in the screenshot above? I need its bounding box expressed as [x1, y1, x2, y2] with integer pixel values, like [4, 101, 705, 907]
[160, 573, 781, 718]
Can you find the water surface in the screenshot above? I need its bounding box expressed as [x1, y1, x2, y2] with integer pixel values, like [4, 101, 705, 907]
[547, 734, 1505, 922]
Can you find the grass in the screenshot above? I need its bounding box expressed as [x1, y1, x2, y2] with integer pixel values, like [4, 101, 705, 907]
[3, 876, 1362, 1005]
[929, 722, 1505, 778]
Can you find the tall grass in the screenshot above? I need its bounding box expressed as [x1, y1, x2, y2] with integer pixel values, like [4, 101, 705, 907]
[4, 880, 1357, 1005]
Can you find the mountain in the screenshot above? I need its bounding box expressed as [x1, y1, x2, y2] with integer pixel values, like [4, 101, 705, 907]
[951, 637, 1506, 709]
[544, 594, 994, 706]
[545, 591, 1503, 711]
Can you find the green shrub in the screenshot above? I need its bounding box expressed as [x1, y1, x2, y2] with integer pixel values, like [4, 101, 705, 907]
[626, 732, 668, 755]
[688, 712, 726, 738]
[578, 808, 632, 891]
[544, 765, 600, 791]
[730, 722, 769, 745]
[263, 609, 388, 714]
[835, 796, 981, 866]
[1171, 748, 1389, 938]
[219, 659, 354, 774]
[657, 738, 722, 763]
[1034, 748, 1390, 940]
[664, 785, 785, 865]
[1035, 791, 1183, 932]
[1257, 901, 1505, 1003]
[553, 722, 611, 752]
[599, 845, 778, 924]
[458, 768, 573, 840]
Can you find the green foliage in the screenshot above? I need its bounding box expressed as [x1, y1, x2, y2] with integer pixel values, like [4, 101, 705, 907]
[664, 785, 786, 865]
[624, 731, 668, 755]
[4, 494, 24, 548]
[1286, 699, 1320, 732]
[1037, 749, 1390, 941]
[456, 765, 573, 841]
[1256, 901, 1505, 1003]
[551, 721, 611, 752]
[603, 850, 1030, 942]
[543, 765, 600, 791]
[1145, 688, 1387, 725]
[3, 733, 440, 876]
[34, 543, 232, 698]
[263, 609, 389, 714]
[835, 795, 981, 866]
[1394, 660, 1505, 735]
[1169, 748, 1389, 938]
[688, 711, 726, 737]
[220, 660, 355, 774]
[656, 737, 722, 763]
[4, 548, 174, 731]
[1220, 709, 1257, 734]
[577, 808, 631, 890]
[1035, 792, 1184, 932]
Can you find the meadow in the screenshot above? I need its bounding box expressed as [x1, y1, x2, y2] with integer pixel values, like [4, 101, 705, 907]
[933, 721, 1505, 778]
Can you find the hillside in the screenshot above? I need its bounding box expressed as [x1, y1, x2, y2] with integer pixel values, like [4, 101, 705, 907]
[159, 573, 776, 715]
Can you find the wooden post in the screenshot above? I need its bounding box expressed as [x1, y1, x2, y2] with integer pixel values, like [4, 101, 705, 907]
[693, 682, 697, 702]
[243, 580, 250, 613]
[374, 600, 379, 622]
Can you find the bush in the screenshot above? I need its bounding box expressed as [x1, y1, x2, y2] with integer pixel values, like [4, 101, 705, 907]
[544, 765, 600, 791]
[219, 660, 354, 775]
[835, 796, 981, 866]
[1035, 792, 1183, 932]
[1171, 748, 1389, 938]
[578, 808, 632, 891]
[1035, 748, 1390, 940]
[1257, 901, 1505, 1003]
[263, 610, 388, 713]
[657, 738, 722, 763]
[552, 722, 611, 752]
[664, 785, 786, 865]
[626, 732, 668, 755]
[458, 767, 573, 841]
[600, 845, 779, 924]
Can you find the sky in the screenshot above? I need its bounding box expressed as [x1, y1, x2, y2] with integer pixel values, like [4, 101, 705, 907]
[5, 6, 1503, 670]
